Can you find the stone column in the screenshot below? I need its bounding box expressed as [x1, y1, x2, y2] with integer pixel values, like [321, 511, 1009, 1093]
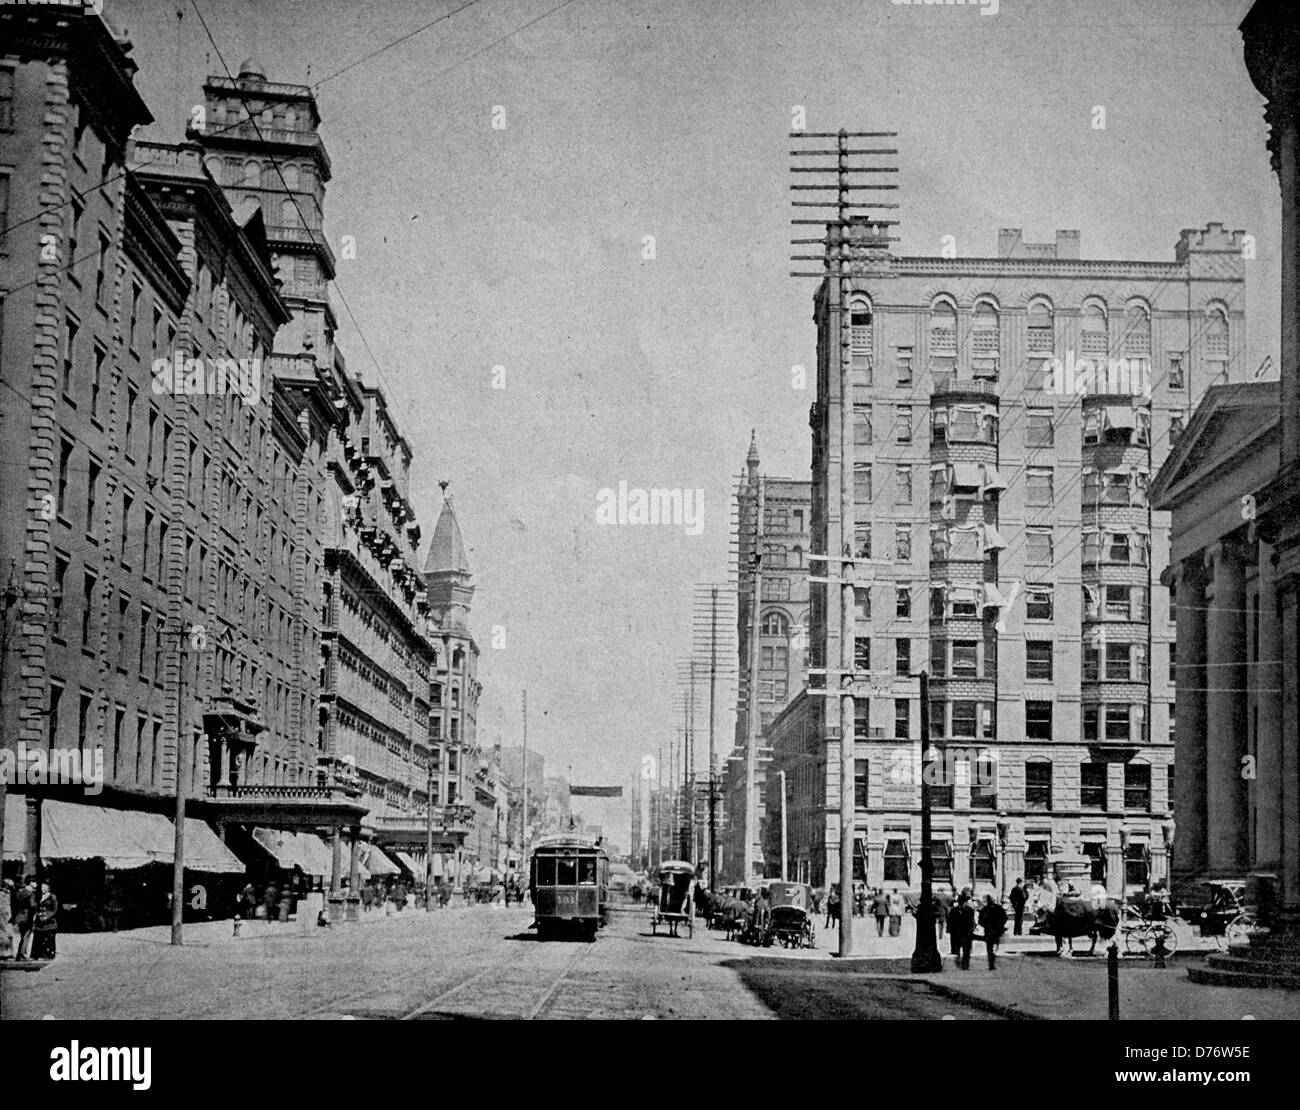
[347, 825, 362, 921]
[1105, 839, 1125, 899]
[1205, 541, 1249, 874]
[953, 837, 971, 892]
[1172, 555, 1209, 889]
[1280, 579, 1300, 910]
[1256, 545, 1284, 873]
[866, 839, 884, 886]
[328, 827, 344, 923]
[215, 738, 230, 788]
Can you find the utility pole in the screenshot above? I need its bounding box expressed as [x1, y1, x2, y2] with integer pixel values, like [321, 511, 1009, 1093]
[790, 124, 898, 957]
[744, 479, 764, 886]
[708, 587, 719, 891]
[521, 689, 528, 863]
[169, 622, 197, 946]
[911, 669, 942, 972]
[425, 754, 435, 913]
[779, 768, 788, 881]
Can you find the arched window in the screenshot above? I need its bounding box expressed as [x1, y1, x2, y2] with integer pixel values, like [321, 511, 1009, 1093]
[1027, 298, 1054, 355]
[849, 295, 872, 359]
[1123, 300, 1151, 358]
[1080, 300, 1108, 359]
[203, 156, 223, 181]
[760, 611, 789, 636]
[283, 108, 298, 130]
[280, 198, 297, 226]
[281, 163, 299, 190]
[929, 299, 957, 356]
[1205, 305, 1229, 383]
[242, 159, 261, 187]
[972, 300, 999, 379]
[790, 545, 804, 568]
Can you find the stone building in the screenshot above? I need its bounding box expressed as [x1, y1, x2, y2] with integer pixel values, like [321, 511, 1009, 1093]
[723, 433, 811, 882]
[1149, 1, 1300, 979]
[787, 221, 1246, 897]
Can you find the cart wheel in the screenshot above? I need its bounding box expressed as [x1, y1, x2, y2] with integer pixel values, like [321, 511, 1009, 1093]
[1225, 912, 1255, 947]
[1123, 926, 1147, 956]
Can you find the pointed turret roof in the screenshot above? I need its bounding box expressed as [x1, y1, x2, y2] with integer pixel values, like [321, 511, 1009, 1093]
[424, 497, 471, 576]
[746, 429, 759, 467]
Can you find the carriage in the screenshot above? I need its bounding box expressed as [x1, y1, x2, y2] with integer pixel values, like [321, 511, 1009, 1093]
[650, 861, 696, 938]
[768, 881, 816, 949]
[1183, 880, 1261, 950]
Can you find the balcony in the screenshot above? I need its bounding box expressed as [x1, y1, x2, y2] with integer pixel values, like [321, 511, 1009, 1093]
[931, 375, 999, 399]
[264, 224, 337, 270]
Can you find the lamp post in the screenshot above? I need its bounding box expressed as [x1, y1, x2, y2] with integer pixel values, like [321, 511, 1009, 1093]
[778, 768, 788, 881]
[424, 759, 435, 913]
[998, 811, 1008, 909]
[911, 669, 942, 973]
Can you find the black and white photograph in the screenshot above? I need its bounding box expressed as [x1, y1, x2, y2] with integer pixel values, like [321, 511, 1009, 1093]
[0, 0, 1297, 1075]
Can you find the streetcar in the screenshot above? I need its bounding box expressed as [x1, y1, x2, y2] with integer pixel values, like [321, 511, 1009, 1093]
[529, 834, 609, 940]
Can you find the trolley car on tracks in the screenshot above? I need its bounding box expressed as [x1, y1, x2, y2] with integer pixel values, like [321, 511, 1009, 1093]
[528, 834, 609, 940]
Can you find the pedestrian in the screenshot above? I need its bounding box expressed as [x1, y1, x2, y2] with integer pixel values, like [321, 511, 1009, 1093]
[978, 894, 1008, 969]
[871, 887, 889, 937]
[935, 884, 952, 939]
[825, 885, 841, 930]
[32, 880, 58, 961]
[0, 878, 14, 958]
[887, 888, 905, 937]
[853, 884, 864, 919]
[1009, 877, 1028, 936]
[240, 881, 257, 921]
[948, 892, 975, 969]
[11, 876, 37, 959]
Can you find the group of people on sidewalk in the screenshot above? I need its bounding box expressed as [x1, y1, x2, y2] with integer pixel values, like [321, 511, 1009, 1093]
[2, 876, 59, 961]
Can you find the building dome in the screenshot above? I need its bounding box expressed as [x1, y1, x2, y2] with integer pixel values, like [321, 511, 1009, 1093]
[237, 58, 266, 83]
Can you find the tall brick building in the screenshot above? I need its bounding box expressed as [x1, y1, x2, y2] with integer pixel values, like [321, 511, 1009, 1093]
[774, 222, 1247, 897]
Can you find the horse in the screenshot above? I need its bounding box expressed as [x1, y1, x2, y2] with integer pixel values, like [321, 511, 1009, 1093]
[1030, 898, 1119, 955]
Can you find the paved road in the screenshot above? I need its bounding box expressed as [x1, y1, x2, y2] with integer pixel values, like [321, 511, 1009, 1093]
[1, 902, 1002, 1020]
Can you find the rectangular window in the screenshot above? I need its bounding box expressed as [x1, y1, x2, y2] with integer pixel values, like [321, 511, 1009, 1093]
[1081, 762, 1107, 809]
[91, 344, 105, 418]
[894, 525, 911, 562]
[1026, 468, 1054, 507]
[1083, 705, 1099, 742]
[1105, 643, 1132, 680]
[853, 464, 872, 504]
[117, 592, 128, 656]
[951, 700, 978, 738]
[854, 700, 870, 741]
[1025, 700, 1053, 741]
[1105, 532, 1131, 564]
[86, 459, 100, 536]
[929, 638, 946, 678]
[1026, 641, 1053, 680]
[895, 638, 911, 676]
[1025, 585, 1053, 621]
[1083, 645, 1100, 682]
[124, 386, 137, 455]
[883, 838, 910, 883]
[855, 587, 871, 622]
[895, 585, 911, 618]
[853, 406, 872, 447]
[1025, 840, 1049, 881]
[62, 315, 78, 396]
[896, 348, 913, 386]
[1124, 764, 1151, 811]
[971, 760, 997, 810]
[853, 526, 871, 559]
[1105, 585, 1131, 618]
[951, 641, 978, 678]
[47, 681, 64, 746]
[80, 571, 95, 648]
[1105, 704, 1132, 741]
[143, 509, 154, 578]
[894, 465, 912, 504]
[52, 554, 68, 639]
[854, 759, 869, 809]
[1026, 410, 1054, 447]
[894, 698, 910, 739]
[1168, 352, 1185, 389]
[95, 232, 110, 304]
[139, 605, 151, 675]
[896, 405, 912, 444]
[1025, 762, 1052, 809]
[854, 637, 870, 671]
[0, 69, 13, 131]
[1025, 529, 1053, 565]
[1169, 642, 1176, 686]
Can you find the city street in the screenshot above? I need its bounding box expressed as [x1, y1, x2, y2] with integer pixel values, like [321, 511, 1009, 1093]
[2, 903, 995, 1021]
[8, 902, 1296, 1021]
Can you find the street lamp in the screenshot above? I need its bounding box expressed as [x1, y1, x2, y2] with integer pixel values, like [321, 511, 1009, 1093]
[910, 669, 942, 973]
[996, 814, 1009, 905]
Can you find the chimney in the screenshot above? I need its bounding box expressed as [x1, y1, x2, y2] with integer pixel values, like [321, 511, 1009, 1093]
[1055, 230, 1081, 259]
[997, 229, 1023, 258]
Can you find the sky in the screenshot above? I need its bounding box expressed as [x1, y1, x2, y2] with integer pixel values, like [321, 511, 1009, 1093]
[110, 0, 1281, 846]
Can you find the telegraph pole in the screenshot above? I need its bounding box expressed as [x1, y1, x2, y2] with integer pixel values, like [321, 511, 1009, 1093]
[708, 587, 719, 891]
[521, 689, 528, 862]
[790, 124, 898, 957]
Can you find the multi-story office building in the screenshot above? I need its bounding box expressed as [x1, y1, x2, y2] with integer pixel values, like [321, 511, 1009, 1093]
[0, 6, 370, 903]
[723, 433, 811, 882]
[781, 221, 1246, 897]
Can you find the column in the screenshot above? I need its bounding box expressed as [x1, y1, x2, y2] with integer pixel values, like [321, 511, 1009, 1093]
[1280, 579, 1300, 911]
[1172, 555, 1209, 887]
[328, 827, 344, 923]
[1255, 545, 1284, 872]
[346, 826, 362, 922]
[1205, 541, 1249, 874]
[215, 738, 230, 789]
[1105, 837, 1125, 899]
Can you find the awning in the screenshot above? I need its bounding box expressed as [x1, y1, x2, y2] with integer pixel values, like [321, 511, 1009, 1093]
[360, 843, 402, 877]
[1104, 405, 1136, 430]
[182, 818, 245, 874]
[952, 463, 983, 489]
[982, 523, 1007, 551]
[981, 464, 1007, 493]
[983, 583, 1007, 608]
[393, 850, 422, 877]
[2, 801, 241, 872]
[253, 829, 341, 878]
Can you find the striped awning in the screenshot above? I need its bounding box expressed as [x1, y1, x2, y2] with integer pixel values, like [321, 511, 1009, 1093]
[360, 843, 402, 877]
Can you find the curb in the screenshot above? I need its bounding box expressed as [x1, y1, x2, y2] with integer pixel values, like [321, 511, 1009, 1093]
[908, 977, 1043, 1020]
